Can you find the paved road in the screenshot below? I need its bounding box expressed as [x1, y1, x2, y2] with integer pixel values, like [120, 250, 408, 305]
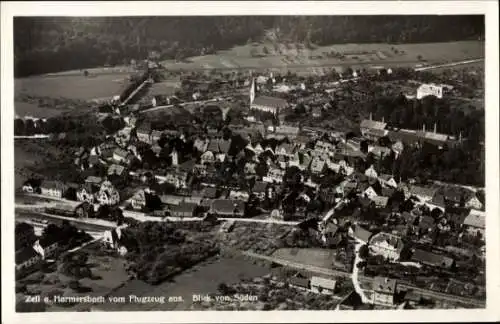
[163, 58, 449, 73]
[219, 217, 298, 226]
[14, 135, 51, 139]
[414, 58, 483, 72]
[352, 240, 371, 303]
[17, 194, 299, 228]
[120, 79, 153, 106]
[139, 96, 232, 114]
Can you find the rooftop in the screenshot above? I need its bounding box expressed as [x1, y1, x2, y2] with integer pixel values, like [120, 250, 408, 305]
[372, 276, 397, 294]
[311, 276, 336, 290]
[360, 119, 387, 130]
[252, 96, 288, 109]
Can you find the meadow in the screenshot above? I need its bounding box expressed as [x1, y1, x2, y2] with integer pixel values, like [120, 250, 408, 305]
[15, 71, 129, 102]
[161, 41, 484, 75]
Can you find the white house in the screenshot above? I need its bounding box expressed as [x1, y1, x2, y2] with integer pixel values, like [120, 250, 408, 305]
[97, 180, 120, 206]
[363, 186, 378, 199]
[417, 83, 444, 100]
[378, 174, 398, 188]
[263, 168, 285, 184]
[369, 232, 404, 261]
[463, 209, 485, 236]
[465, 195, 483, 210]
[364, 165, 378, 179]
[200, 151, 215, 165]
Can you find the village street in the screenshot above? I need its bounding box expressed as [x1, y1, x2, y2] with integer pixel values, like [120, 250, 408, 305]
[351, 239, 371, 304]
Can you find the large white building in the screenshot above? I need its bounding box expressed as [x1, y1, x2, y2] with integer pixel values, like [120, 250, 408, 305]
[416, 83, 452, 100]
[369, 232, 405, 261]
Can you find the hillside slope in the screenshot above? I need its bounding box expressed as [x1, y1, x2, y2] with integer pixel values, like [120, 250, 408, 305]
[14, 16, 484, 76]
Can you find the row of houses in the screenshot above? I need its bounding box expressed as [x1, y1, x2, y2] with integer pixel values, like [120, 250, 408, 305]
[350, 224, 458, 270]
[23, 177, 121, 207]
[360, 115, 461, 149]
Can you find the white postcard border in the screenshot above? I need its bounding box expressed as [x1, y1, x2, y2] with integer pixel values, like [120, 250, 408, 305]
[2, 1, 499, 323]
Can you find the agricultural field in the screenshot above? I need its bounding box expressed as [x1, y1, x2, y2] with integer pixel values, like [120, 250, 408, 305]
[14, 144, 42, 188]
[15, 71, 130, 102]
[161, 41, 484, 75]
[15, 101, 64, 119]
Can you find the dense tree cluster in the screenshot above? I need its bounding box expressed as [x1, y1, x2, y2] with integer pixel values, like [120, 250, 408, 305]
[119, 222, 219, 284]
[15, 222, 38, 251]
[14, 16, 483, 76]
[40, 220, 93, 250]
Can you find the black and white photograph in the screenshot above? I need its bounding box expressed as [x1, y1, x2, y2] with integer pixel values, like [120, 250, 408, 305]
[2, 1, 499, 323]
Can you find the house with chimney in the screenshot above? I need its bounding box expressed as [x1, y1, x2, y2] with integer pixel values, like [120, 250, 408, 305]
[209, 199, 245, 218]
[370, 277, 397, 306]
[310, 276, 337, 295]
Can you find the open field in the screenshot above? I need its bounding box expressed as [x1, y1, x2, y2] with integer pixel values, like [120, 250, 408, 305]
[93, 255, 270, 311]
[271, 248, 336, 269]
[161, 41, 484, 74]
[15, 72, 129, 101]
[14, 144, 41, 187]
[15, 101, 65, 118]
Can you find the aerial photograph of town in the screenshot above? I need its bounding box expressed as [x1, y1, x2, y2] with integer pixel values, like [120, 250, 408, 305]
[12, 15, 486, 312]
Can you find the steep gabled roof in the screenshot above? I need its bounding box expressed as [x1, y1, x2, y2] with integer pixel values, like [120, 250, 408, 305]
[253, 96, 288, 109]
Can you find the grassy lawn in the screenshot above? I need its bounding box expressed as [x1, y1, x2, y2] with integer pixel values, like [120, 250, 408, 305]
[15, 101, 65, 119]
[271, 248, 337, 269]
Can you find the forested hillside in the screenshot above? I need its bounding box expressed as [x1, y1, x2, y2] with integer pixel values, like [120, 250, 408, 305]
[14, 16, 484, 76]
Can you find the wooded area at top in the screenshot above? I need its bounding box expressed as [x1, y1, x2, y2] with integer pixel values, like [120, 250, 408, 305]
[14, 16, 484, 77]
